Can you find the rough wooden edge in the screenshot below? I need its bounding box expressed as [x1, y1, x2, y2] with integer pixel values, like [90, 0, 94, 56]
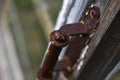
[71, 0, 120, 79]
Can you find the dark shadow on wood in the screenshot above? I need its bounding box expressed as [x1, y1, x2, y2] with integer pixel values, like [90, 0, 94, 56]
[78, 10, 120, 80]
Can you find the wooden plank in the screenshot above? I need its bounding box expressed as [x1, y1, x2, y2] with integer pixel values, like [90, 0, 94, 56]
[78, 10, 120, 80]
[39, 0, 120, 80]
[70, 0, 120, 79]
[52, 0, 92, 80]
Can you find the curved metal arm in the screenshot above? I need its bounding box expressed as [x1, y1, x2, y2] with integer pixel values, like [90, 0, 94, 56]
[37, 6, 100, 80]
[50, 6, 100, 47]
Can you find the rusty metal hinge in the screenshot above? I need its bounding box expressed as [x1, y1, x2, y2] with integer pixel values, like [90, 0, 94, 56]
[37, 6, 100, 80]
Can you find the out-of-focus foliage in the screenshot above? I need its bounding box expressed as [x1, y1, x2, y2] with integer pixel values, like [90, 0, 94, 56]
[12, 0, 62, 79]
[45, 0, 62, 23]
[15, 0, 33, 11]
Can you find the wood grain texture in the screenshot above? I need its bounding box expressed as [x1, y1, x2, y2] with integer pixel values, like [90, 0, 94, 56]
[70, 0, 120, 79]
[78, 10, 120, 80]
[41, 0, 120, 79]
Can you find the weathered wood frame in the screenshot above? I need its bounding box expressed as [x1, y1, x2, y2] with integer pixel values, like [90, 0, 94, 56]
[39, 0, 120, 80]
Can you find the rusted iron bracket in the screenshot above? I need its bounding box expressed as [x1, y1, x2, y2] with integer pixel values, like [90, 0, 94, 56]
[37, 6, 100, 80]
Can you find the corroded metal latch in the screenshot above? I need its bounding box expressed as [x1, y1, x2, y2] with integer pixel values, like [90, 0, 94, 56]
[37, 6, 100, 80]
[50, 6, 100, 47]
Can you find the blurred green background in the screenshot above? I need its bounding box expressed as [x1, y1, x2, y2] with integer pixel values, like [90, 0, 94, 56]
[0, 0, 62, 80]
[13, 0, 62, 79]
